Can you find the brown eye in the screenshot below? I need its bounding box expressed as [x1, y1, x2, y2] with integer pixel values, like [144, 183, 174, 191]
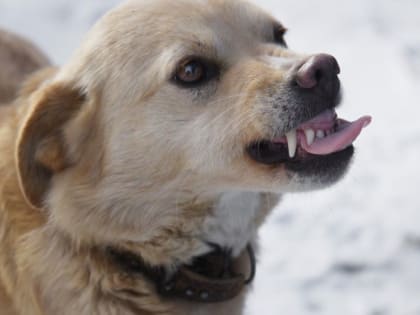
[173, 57, 219, 88]
[176, 60, 204, 83]
[273, 24, 288, 47]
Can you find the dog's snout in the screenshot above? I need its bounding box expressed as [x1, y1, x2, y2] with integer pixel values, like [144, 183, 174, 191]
[295, 54, 340, 90]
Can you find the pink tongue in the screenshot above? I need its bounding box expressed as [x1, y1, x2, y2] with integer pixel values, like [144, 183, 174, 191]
[301, 116, 372, 155]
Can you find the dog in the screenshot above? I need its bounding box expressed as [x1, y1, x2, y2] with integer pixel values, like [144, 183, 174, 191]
[0, 0, 371, 314]
[0, 29, 49, 105]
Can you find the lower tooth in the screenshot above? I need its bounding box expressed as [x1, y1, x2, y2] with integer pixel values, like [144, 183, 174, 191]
[304, 129, 315, 145]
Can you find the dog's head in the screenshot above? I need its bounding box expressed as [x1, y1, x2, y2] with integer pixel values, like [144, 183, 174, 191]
[15, 0, 370, 260]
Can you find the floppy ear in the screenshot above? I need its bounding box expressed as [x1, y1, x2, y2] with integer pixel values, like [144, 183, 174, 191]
[16, 83, 87, 209]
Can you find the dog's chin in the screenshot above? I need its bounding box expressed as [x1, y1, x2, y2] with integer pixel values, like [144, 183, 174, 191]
[284, 146, 354, 187]
[246, 141, 354, 187]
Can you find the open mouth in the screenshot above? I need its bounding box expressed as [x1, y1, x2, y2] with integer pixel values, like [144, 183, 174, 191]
[247, 110, 372, 166]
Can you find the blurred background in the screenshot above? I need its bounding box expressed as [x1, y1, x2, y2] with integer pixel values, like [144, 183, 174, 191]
[0, 0, 419, 314]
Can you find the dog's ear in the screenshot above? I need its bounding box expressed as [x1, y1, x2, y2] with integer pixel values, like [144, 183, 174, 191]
[16, 82, 88, 209]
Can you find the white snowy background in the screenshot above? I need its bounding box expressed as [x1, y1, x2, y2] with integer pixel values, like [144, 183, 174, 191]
[0, 0, 419, 314]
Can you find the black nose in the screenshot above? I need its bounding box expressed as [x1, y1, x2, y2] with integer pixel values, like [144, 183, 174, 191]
[295, 54, 340, 92]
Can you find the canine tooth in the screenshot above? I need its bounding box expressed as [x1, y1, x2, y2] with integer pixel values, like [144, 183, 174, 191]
[286, 129, 297, 158]
[304, 129, 315, 146]
[316, 130, 325, 139]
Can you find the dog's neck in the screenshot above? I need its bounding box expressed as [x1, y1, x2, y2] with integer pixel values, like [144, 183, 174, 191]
[201, 191, 264, 256]
[99, 192, 265, 304]
[48, 176, 278, 266]
[106, 242, 256, 303]
[0, 151, 279, 315]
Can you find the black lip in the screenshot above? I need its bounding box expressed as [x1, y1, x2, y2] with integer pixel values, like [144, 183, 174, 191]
[246, 140, 354, 180]
[284, 146, 354, 177]
[246, 141, 290, 165]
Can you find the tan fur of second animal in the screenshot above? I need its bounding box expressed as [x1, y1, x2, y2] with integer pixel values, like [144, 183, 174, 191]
[0, 29, 49, 105]
[0, 0, 354, 314]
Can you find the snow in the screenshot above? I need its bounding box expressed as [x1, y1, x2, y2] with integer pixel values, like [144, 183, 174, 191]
[1, 0, 419, 314]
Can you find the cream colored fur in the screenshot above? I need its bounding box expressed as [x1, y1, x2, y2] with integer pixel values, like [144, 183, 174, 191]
[0, 1, 334, 314]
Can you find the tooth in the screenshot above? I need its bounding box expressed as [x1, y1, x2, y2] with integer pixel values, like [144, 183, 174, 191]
[316, 130, 325, 139]
[286, 129, 297, 158]
[304, 129, 315, 146]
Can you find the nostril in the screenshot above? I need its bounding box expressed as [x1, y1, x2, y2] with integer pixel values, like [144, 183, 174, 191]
[315, 69, 323, 82]
[295, 54, 340, 90]
[295, 63, 318, 89]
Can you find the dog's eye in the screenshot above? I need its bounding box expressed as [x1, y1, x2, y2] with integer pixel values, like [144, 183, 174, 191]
[174, 58, 219, 88]
[273, 24, 288, 47]
[176, 60, 204, 83]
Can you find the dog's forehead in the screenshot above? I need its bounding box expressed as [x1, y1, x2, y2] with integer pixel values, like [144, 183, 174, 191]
[107, 0, 282, 54]
[69, 0, 288, 96]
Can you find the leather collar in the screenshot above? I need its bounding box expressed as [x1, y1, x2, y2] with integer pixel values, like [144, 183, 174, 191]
[107, 244, 256, 303]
